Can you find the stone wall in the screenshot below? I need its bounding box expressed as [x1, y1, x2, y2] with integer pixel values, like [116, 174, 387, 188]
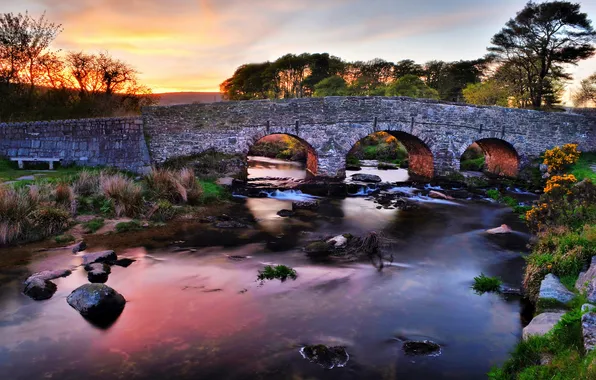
[0, 117, 150, 172]
[143, 97, 596, 178]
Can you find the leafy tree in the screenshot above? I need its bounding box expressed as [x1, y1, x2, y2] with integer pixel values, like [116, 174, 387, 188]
[423, 60, 485, 102]
[385, 74, 439, 99]
[220, 62, 274, 100]
[313, 75, 348, 97]
[573, 72, 596, 106]
[301, 53, 344, 96]
[463, 81, 510, 106]
[488, 1, 596, 108]
[393, 59, 424, 79]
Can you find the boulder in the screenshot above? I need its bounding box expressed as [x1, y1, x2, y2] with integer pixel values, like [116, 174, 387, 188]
[82, 250, 117, 265]
[299, 345, 349, 369]
[277, 209, 295, 217]
[538, 274, 575, 309]
[377, 162, 400, 170]
[576, 256, 596, 303]
[71, 240, 87, 254]
[522, 312, 565, 340]
[583, 312, 596, 352]
[350, 173, 382, 183]
[84, 263, 111, 283]
[305, 241, 333, 256]
[67, 284, 126, 325]
[292, 200, 319, 211]
[402, 340, 441, 356]
[214, 220, 250, 229]
[394, 198, 419, 211]
[486, 224, 513, 234]
[327, 235, 348, 249]
[428, 190, 454, 200]
[113, 258, 136, 268]
[23, 269, 72, 300]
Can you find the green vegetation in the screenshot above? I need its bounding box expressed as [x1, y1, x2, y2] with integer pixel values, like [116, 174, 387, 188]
[347, 132, 408, 165]
[248, 134, 307, 161]
[199, 180, 230, 204]
[115, 220, 143, 233]
[257, 265, 298, 282]
[472, 273, 502, 294]
[460, 156, 485, 171]
[82, 218, 105, 234]
[54, 234, 75, 244]
[570, 152, 596, 182]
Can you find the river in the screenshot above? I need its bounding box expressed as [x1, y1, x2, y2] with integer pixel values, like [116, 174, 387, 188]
[0, 157, 532, 379]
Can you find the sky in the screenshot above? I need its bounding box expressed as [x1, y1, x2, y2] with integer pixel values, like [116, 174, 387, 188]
[2, 0, 596, 95]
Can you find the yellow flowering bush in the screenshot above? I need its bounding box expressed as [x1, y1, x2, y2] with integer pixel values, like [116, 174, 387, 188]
[544, 174, 577, 194]
[543, 143, 581, 173]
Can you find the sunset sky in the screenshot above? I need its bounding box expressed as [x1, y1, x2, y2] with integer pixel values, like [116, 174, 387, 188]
[3, 0, 596, 94]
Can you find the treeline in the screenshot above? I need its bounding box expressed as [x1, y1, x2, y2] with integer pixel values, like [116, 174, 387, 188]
[222, 2, 596, 110]
[0, 12, 155, 122]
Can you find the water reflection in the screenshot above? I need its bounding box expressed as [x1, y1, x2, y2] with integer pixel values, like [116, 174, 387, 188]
[248, 156, 307, 179]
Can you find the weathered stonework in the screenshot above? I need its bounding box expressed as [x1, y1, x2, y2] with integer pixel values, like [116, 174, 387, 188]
[0, 117, 150, 172]
[143, 97, 596, 179]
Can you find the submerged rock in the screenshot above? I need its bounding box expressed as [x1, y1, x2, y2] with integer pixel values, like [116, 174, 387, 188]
[576, 256, 596, 303]
[523, 312, 565, 340]
[292, 200, 319, 211]
[71, 240, 87, 254]
[305, 241, 333, 256]
[300, 345, 349, 369]
[538, 274, 575, 309]
[113, 258, 136, 268]
[350, 173, 382, 183]
[82, 250, 117, 265]
[23, 269, 72, 301]
[67, 284, 126, 325]
[486, 224, 513, 234]
[277, 209, 295, 217]
[84, 263, 111, 283]
[428, 190, 454, 200]
[582, 312, 596, 352]
[214, 220, 250, 229]
[402, 340, 442, 356]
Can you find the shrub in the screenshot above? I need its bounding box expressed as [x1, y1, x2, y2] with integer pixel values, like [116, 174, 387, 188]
[543, 144, 580, 173]
[54, 183, 75, 212]
[145, 167, 186, 203]
[115, 220, 143, 233]
[100, 173, 143, 217]
[73, 170, 100, 196]
[31, 207, 70, 238]
[472, 273, 502, 293]
[0, 186, 38, 244]
[82, 218, 105, 233]
[149, 200, 178, 222]
[257, 265, 297, 281]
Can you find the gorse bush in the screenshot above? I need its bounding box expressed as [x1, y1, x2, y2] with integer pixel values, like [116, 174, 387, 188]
[100, 173, 143, 217]
[543, 144, 581, 173]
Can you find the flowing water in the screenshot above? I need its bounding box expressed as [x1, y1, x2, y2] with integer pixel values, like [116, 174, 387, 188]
[0, 157, 532, 380]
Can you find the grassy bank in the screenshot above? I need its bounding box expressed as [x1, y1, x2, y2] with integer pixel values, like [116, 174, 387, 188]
[0, 159, 230, 245]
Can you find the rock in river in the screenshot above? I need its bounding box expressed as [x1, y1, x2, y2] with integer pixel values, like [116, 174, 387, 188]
[300, 345, 349, 369]
[486, 224, 513, 234]
[84, 263, 111, 283]
[67, 284, 126, 325]
[82, 250, 117, 265]
[402, 340, 442, 356]
[428, 190, 454, 200]
[277, 209, 295, 217]
[71, 240, 87, 254]
[23, 269, 72, 301]
[350, 173, 382, 183]
[292, 200, 319, 211]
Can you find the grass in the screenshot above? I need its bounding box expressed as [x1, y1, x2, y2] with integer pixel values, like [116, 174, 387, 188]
[199, 180, 230, 204]
[570, 152, 596, 182]
[461, 156, 485, 171]
[472, 273, 503, 293]
[82, 218, 105, 233]
[54, 234, 75, 244]
[0, 159, 89, 183]
[257, 265, 297, 282]
[115, 220, 143, 233]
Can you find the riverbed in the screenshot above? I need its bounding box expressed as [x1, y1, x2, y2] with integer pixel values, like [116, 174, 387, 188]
[0, 157, 531, 379]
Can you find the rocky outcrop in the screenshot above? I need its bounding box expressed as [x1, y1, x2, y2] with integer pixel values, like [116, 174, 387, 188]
[67, 284, 126, 325]
[292, 200, 319, 211]
[576, 256, 596, 303]
[23, 269, 72, 300]
[538, 274, 575, 309]
[523, 312, 565, 340]
[582, 312, 596, 352]
[81, 250, 117, 265]
[486, 224, 513, 234]
[402, 340, 442, 356]
[299, 345, 349, 369]
[85, 263, 111, 283]
[350, 173, 382, 183]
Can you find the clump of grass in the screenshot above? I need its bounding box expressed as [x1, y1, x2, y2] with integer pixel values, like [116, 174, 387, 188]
[82, 218, 105, 233]
[257, 265, 297, 282]
[0, 186, 38, 244]
[115, 220, 143, 233]
[54, 183, 75, 213]
[472, 273, 502, 294]
[100, 173, 143, 217]
[31, 207, 70, 237]
[570, 152, 596, 182]
[148, 200, 178, 222]
[460, 156, 485, 171]
[55, 234, 75, 244]
[73, 170, 100, 197]
[199, 180, 229, 204]
[486, 189, 500, 200]
[146, 167, 203, 205]
[179, 167, 203, 205]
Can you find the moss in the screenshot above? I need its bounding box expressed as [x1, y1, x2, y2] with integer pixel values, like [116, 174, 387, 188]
[82, 218, 105, 234]
[55, 234, 75, 244]
[257, 265, 297, 282]
[115, 220, 143, 233]
[536, 297, 570, 314]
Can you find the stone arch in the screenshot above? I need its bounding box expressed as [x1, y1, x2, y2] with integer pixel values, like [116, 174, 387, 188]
[248, 133, 318, 177]
[460, 138, 520, 177]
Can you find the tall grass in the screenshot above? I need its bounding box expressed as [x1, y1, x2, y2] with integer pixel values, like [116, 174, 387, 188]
[100, 173, 143, 217]
[73, 170, 100, 196]
[146, 167, 203, 205]
[0, 186, 37, 244]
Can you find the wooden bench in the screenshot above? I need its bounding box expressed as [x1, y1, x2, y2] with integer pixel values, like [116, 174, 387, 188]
[10, 157, 61, 170]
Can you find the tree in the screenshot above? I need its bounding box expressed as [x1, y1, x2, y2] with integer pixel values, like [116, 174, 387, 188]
[573, 73, 596, 106]
[313, 75, 348, 97]
[220, 62, 274, 100]
[488, 1, 596, 108]
[393, 59, 423, 79]
[385, 74, 439, 99]
[463, 81, 510, 106]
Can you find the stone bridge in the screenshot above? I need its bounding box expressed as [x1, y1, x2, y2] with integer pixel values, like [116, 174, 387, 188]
[143, 97, 596, 179]
[0, 97, 595, 180]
